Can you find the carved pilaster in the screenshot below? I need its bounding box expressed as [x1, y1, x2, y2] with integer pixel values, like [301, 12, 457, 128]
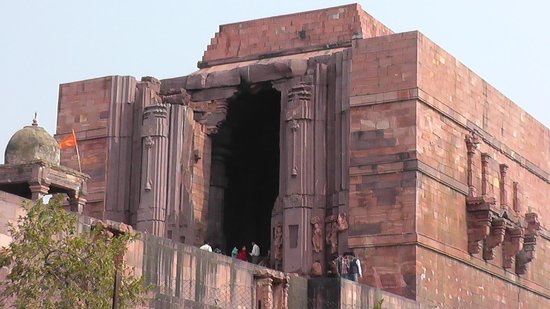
[289, 120, 299, 177]
[257, 278, 273, 309]
[29, 165, 50, 201]
[137, 102, 169, 237]
[68, 191, 86, 214]
[513, 182, 521, 214]
[465, 131, 480, 197]
[286, 82, 312, 178]
[273, 222, 283, 267]
[481, 153, 491, 196]
[502, 226, 524, 269]
[482, 217, 506, 260]
[515, 213, 541, 275]
[143, 137, 154, 191]
[466, 196, 496, 254]
[281, 278, 289, 309]
[282, 80, 314, 274]
[28, 183, 50, 201]
[499, 164, 509, 210]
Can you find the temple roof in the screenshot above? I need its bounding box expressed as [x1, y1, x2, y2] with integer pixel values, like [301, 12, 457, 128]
[4, 118, 60, 165]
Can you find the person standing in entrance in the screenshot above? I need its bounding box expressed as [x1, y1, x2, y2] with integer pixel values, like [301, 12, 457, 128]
[199, 241, 212, 252]
[347, 252, 362, 282]
[237, 246, 248, 262]
[250, 241, 260, 264]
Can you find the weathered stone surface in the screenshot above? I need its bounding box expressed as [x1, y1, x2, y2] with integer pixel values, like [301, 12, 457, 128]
[37, 4, 550, 309]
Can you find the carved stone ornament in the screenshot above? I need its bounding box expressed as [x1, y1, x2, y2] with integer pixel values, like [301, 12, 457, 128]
[482, 217, 506, 260]
[325, 216, 338, 254]
[273, 223, 283, 262]
[465, 130, 481, 197]
[310, 260, 322, 277]
[502, 226, 524, 269]
[144, 136, 154, 192]
[515, 212, 541, 275]
[466, 195, 496, 254]
[337, 213, 349, 232]
[310, 216, 323, 253]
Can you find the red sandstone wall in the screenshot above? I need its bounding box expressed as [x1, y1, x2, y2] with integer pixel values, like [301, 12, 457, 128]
[348, 32, 419, 298]
[57, 77, 113, 218]
[202, 3, 392, 64]
[415, 33, 550, 306]
[416, 32, 550, 174]
[348, 30, 550, 305]
[57, 76, 137, 220]
[190, 122, 211, 245]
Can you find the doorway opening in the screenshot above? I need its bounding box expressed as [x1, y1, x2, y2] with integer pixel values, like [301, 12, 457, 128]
[211, 84, 281, 256]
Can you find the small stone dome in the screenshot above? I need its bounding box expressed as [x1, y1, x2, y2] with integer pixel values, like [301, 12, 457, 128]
[4, 119, 60, 165]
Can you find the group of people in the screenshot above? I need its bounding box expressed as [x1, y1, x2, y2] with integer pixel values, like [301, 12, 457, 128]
[200, 241, 264, 265]
[328, 251, 362, 282]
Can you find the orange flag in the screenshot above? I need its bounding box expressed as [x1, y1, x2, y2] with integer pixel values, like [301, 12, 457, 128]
[59, 131, 77, 149]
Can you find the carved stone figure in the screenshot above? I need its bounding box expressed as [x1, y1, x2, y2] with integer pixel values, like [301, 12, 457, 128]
[274, 223, 283, 262]
[325, 220, 338, 254]
[310, 216, 323, 253]
[310, 260, 322, 277]
[337, 213, 349, 232]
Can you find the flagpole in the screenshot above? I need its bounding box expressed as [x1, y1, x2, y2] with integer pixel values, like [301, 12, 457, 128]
[72, 129, 82, 172]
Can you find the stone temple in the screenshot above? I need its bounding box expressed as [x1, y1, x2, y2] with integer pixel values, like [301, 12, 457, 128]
[1, 3, 549, 308]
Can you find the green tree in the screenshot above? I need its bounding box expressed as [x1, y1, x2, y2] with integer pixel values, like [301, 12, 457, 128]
[0, 196, 147, 308]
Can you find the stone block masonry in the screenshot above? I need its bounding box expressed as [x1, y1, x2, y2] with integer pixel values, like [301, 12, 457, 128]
[48, 3, 550, 308]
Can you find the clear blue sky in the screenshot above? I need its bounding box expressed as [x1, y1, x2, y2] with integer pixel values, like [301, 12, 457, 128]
[1, 1, 549, 163]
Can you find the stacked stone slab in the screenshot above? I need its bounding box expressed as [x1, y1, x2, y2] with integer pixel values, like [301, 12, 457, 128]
[55, 4, 550, 308]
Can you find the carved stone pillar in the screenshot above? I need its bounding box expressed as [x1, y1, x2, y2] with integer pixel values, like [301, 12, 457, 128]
[281, 278, 289, 309]
[29, 165, 50, 201]
[273, 222, 283, 270]
[502, 226, 524, 269]
[516, 213, 541, 275]
[137, 102, 169, 237]
[513, 182, 521, 214]
[28, 182, 50, 201]
[257, 278, 273, 309]
[499, 164, 509, 210]
[481, 153, 490, 196]
[282, 81, 315, 273]
[465, 131, 480, 197]
[68, 193, 86, 214]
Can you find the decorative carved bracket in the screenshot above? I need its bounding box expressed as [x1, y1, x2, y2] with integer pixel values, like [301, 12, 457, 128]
[482, 217, 506, 260]
[502, 226, 524, 269]
[200, 100, 228, 136]
[466, 196, 496, 254]
[515, 212, 541, 275]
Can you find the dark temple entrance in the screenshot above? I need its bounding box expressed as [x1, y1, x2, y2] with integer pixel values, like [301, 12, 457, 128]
[210, 85, 281, 256]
